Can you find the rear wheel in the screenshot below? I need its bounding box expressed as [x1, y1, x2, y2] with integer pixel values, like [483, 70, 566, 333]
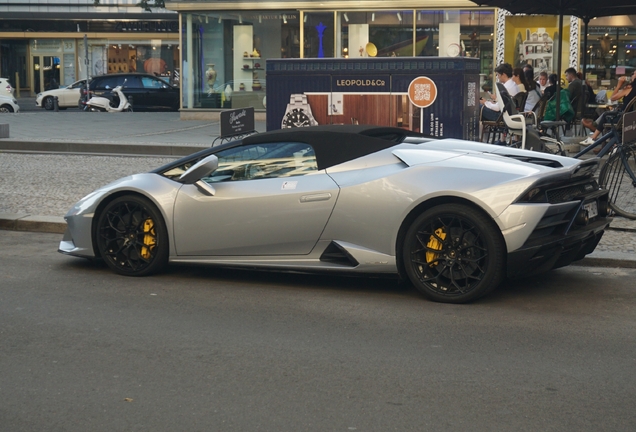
[0, 105, 13, 113]
[402, 204, 506, 303]
[95, 195, 169, 276]
[125, 106, 133, 112]
[43, 96, 54, 110]
[599, 144, 636, 219]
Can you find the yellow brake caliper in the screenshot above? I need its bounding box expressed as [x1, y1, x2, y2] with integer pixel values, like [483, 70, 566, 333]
[425, 227, 446, 266]
[141, 218, 156, 259]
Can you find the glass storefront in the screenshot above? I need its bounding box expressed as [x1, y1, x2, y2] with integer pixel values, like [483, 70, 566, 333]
[0, 18, 179, 95]
[584, 24, 636, 89]
[180, 8, 495, 112]
[77, 40, 179, 86]
[182, 11, 300, 110]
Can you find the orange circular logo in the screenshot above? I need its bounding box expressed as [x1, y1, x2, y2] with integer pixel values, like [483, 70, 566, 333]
[408, 76, 438, 108]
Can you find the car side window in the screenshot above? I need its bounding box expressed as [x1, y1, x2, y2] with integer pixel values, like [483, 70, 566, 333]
[94, 77, 118, 90]
[141, 77, 164, 89]
[123, 76, 142, 88]
[203, 142, 318, 183]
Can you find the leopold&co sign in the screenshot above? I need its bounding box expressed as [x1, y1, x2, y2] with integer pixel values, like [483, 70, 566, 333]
[333, 75, 390, 92]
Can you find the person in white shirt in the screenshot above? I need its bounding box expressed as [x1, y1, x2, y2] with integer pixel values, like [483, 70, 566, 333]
[480, 63, 519, 121]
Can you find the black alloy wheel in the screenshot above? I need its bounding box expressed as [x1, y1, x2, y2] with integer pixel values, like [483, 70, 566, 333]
[96, 195, 168, 276]
[44, 96, 54, 110]
[402, 204, 506, 303]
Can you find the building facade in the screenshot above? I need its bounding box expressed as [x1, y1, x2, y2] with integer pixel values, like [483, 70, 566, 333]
[0, 0, 179, 95]
[166, 1, 498, 117]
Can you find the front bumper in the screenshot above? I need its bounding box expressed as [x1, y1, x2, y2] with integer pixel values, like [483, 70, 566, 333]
[57, 214, 96, 258]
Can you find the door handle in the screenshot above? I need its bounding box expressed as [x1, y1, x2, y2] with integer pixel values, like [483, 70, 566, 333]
[300, 193, 332, 203]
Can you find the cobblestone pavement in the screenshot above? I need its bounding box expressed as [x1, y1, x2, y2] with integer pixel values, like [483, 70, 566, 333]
[0, 153, 174, 216]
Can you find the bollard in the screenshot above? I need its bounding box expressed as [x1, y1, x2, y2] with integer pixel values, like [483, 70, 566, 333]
[54, 96, 59, 112]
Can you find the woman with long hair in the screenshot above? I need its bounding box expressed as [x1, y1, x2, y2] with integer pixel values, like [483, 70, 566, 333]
[512, 67, 530, 92]
[523, 68, 541, 112]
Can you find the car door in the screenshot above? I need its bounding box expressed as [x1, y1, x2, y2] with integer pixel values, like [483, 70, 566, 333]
[119, 75, 145, 108]
[173, 142, 339, 256]
[60, 81, 80, 106]
[140, 76, 173, 110]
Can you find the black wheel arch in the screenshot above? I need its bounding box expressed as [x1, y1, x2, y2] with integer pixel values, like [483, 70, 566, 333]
[395, 196, 506, 282]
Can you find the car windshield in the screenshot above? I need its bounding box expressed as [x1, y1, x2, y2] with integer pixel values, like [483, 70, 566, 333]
[161, 142, 317, 182]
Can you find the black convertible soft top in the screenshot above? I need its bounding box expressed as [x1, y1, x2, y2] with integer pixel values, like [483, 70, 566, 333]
[242, 125, 427, 170]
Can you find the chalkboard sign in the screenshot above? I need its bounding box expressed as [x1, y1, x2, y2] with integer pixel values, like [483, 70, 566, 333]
[623, 110, 636, 144]
[220, 107, 255, 138]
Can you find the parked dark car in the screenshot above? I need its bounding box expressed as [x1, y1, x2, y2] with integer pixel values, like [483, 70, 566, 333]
[88, 73, 179, 111]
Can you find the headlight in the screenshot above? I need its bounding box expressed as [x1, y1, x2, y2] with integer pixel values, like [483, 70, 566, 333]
[13, 99, 18, 104]
[36, 93, 42, 98]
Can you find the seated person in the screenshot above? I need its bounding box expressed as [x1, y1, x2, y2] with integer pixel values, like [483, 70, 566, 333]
[580, 70, 636, 145]
[524, 68, 542, 112]
[565, 67, 583, 105]
[543, 74, 558, 101]
[480, 63, 519, 122]
[537, 72, 549, 94]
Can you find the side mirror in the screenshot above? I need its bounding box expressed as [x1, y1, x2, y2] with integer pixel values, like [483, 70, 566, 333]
[179, 154, 219, 184]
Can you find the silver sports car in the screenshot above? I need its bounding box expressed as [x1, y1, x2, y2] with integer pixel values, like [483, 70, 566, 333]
[59, 125, 611, 303]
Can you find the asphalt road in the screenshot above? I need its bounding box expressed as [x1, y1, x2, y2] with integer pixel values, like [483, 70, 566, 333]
[1, 230, 635, 431]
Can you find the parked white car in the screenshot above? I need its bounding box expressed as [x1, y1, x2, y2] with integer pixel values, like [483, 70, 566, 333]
[35, 79, 86, 110]
[0, 77, 15, 96]
[0, 93, 20, 113]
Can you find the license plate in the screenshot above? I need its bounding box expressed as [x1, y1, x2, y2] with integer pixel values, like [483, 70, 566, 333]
[584, 201, 598, 218]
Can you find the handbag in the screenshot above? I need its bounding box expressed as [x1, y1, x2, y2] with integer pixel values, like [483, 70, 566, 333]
[543, 89, 575, 122]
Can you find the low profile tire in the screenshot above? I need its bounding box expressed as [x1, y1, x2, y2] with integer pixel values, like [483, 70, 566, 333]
[43, 96, 54, 110]
[402, 204, 506, 303]
[95, 195, 168, 276]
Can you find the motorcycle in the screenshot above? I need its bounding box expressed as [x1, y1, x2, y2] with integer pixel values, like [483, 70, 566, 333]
[86, 81, 133, 113]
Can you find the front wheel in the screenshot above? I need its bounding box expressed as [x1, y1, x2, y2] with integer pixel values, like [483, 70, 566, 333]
[599, 144, 636, 219]
[402, 204, 506, 303]
[43, 96, 54, 110]
[95, 195, 169, 276]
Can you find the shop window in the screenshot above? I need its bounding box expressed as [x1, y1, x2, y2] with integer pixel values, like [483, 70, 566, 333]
[183, 11, 299, 110]
[338, 11, 413, 58]
[585, 26, 636, 89]
[303, 13, 335, 58]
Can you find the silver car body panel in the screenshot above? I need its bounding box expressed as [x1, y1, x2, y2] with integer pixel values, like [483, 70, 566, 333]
[59, 135, 607, 275]
[170, 239, 396, 273]
[173, 171, 339, 256]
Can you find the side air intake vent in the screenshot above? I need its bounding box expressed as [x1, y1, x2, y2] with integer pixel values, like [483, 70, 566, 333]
[319, 242, 359, 267]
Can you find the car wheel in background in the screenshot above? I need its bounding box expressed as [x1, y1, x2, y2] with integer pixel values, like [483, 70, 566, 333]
[95, 195, 169, 276]
[402, 203, 506, 303]
[0, 105, 13, 113]
[43, 96, 54, 110]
